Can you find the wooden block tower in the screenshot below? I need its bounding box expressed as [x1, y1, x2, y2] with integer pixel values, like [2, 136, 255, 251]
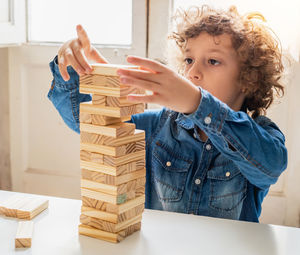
[78, 63, 146, 243]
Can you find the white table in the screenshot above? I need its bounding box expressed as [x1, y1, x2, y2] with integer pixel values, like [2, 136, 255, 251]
[0, 190, 299, 255]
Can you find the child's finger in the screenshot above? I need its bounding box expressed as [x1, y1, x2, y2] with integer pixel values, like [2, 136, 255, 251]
[73, 48, 92, 73]
[76, 24, 91, 51]
[120, 75, 160, 93]
[89, 47, 108, 64]
[117, 68, 160, 84]
[127, 55, 166, 73]
[127, 94, 157, 104]
[64, 49, 85, 75]
[58, 57, 70, 81]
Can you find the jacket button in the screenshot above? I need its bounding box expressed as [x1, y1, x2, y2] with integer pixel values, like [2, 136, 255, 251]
[205, 144, 211, 151]
[195, 178, 201, 185]
[166, 161, 172, 167]
[225, 171, 231, 177]
[204, 116, 212, 125]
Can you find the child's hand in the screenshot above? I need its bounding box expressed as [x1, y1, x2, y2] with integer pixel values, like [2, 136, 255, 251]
[117, 56, 201, 114]
[57, 25, 108, 81]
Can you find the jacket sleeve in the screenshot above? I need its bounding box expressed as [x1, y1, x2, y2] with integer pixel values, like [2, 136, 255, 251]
[47, 56, 91, 133]
[185, 88, 288, 190]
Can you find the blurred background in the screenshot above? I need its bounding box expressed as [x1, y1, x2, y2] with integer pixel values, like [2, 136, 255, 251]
[0, 0, 299, 227]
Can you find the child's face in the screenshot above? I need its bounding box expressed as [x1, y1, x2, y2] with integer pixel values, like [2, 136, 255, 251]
[183, 32, 245, 111]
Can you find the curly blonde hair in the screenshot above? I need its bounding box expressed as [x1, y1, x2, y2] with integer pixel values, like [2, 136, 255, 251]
[168, 5, 284, 118]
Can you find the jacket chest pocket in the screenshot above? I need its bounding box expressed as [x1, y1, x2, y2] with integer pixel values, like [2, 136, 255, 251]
[151, 141, 192, 202]
[207, 162, 247, 212]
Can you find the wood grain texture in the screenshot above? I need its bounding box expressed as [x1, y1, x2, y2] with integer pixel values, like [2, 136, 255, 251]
[89, 63, 139, 76]
[80, 129, 145, 147]
[82, 194, 145, 214]
[80, 122, 136, 138]
[81, 168, 146, 186]
[80, 85, 142, 97]
[80, 213, 142, 233]
[78, 221, 141, 243]
[15, 221, 34, 248]
[81, 203, 144, 224]
[80, 140, 145, 157]
[80, 103, 144, 118]
[0, 195, 48, 219]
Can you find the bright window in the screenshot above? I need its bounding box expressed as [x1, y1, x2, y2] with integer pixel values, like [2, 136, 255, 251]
[28, 0, 132, 45]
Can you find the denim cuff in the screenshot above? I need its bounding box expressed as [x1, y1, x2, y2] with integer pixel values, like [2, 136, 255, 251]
[49, 55, 79, 90]
[184, 87, 228, 133]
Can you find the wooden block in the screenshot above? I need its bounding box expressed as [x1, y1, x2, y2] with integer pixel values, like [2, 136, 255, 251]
[80, 129, 145, 147]
[80, 150, 104, 164]
[15, 221, 34, 248]
[80, 139, 145, 157]
[80, 112, 92, 124]
[81, 203, 144, 224]
[90, 63, 139, 76]
[81, 168, 146, 186]
[0, 195, 27, 217]
[80, 103, 144, 118]
[82, 194, 145, 214]
[78, 222, 141, 243]
[80, 85, 142, 97]
[80, 213, 142, 233]
[81, 176, 146, 196]
[92, 95, 106, 105]
[80, 75, 121, 87]
[91, 115, 131, 126]
[81, 188, 129, 205]
[0, 195, 48, 219]
[80, 157, 145, 176]
[80, 122, 135, 138]
[17, 198, 49, 220]
[103, 150, 145, 167]
[92, 94, 141, 108]
[106, 96, 139, 107]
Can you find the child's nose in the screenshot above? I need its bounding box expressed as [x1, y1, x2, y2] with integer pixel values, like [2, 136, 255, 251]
[189, 68, 203, 83]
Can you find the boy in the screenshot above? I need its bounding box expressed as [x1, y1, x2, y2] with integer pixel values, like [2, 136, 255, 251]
[48, 5, 287, 222]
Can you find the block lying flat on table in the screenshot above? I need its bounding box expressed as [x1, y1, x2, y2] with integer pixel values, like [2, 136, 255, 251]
[0, 195, 48, 219]
[81, 203, 144, 224]
[80, 213, 142, 233]
[17, 198, 49, 220]
[90, 63, 139, 76]
[82, 195, 145, 214]
[80, 129, 145, 147]
[80, 158, 145, 176]
[78, 222, 141, 243]
[80, 122, 136, 138]
[81, 168, 146, 186]
[80, 140, 145, 157]
[15, 221, 34, 248]
[80, 103, 144, 118]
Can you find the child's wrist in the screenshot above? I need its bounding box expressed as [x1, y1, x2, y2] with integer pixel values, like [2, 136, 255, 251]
[184, 86, 202, 114]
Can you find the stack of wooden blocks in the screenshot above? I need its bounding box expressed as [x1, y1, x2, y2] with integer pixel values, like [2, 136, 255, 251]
[78, 63, 146, 243]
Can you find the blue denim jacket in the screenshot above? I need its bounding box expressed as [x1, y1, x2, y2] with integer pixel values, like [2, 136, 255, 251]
[48, 56, 287, 222]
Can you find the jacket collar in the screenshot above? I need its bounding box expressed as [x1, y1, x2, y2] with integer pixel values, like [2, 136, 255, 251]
[175, 113, 195, 130]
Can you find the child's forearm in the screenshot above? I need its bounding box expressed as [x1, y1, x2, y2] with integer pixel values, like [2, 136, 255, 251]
[185, 88, 287, 190]
[48, 56, 92, 133]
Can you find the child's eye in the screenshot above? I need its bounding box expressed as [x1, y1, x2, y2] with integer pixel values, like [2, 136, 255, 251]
[208, 59, 220, 66]
[184, 58, 193, 65]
